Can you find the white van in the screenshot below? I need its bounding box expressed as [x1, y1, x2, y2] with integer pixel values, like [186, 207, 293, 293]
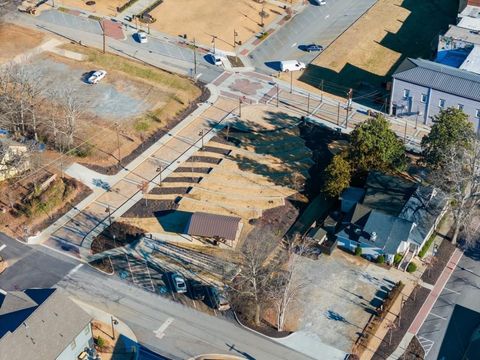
[280, 60, 306, 72]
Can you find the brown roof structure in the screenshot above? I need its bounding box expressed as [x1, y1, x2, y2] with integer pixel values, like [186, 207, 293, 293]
[186, 212, 241, 241]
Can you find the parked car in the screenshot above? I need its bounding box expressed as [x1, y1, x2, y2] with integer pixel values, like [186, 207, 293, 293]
[87, 70, 107, 84]
[171, 273, 187, 293]
[312, 0, 327, 5]
[189, 282, 205, 301]
[280, 60, 306, 72]
[136, 32, 148, 44]
[208, 53, 223, 66]
[305, 44, 324, 52]
[205, 286, 230, 311]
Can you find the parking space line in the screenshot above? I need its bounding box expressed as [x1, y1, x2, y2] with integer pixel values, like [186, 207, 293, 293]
[429, 312, 447, 321]
[154, 317, 174, 339]
[417, 336, 434, 357]
[0, 244, 6, 252]
[66, 263, 84, 277]
[443, 287, 461, 295]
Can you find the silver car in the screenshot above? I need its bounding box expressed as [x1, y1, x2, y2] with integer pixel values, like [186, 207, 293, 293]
[87, 70, 107, 84]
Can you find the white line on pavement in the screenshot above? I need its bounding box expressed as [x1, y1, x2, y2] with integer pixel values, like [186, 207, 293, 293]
[429, 312, 447, 321]
[0, 289, 6, 295]
[66, 264, 83, 277]
[443, 287, 461, 295]
[0, 244, 6, 252]
[154, 317, 174, 339]
[291, 42, 297, 48]
[325, 15, 330, 19]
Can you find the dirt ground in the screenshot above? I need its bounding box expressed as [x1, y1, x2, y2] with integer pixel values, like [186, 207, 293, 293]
[58, 0, 123, 17]
[0, 24, 45, 64]
[149, 0, 284, 51]
[295, 0, 458, 104]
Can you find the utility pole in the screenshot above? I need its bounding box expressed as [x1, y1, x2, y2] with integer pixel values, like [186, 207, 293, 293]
[233, 29, 238, 49]
[99, 19, 106, 53]
[320, 79, 324, 103]
[105, 206, 112, 226]
[337, 103, 340, 125]
[193, 38, 197, 76]
[198, 130, 205, 150]
[212, 35, 217, 55]
[345, 88, 353, 129]
[115, 123, 121, 165]
[307, 93, 310, 115]
[290, 71, 293, 94]
[239, 97, 243, 118]
[276, 83, 279, 107]
[111, 316, 118, 340]
[156, 166, 162, 186]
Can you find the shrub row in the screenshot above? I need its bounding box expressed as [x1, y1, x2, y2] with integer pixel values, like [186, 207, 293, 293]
[418, 233, 435, 258]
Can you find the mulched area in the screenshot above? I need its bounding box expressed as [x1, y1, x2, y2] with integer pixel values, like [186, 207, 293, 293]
[30, 178, 93, 235]
[235, 311, 291, 338]
[162, 176, 202, 183]
[122, 199, 178, 218]
[227, 56, 245, 68]
[148, 186, 190, 195]
[174, 167, 212, 174]
[90, 258, 113, 273]
[421, 239, 456, 285]
[371, 286, 430, 360]
[91, 222, 145, 254]
[400, 335, 425, 360]
[186, 156, 222, 164]
[81, 84, 210, 175]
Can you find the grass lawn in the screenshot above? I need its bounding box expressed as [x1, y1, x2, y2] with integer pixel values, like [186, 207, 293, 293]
[298, 0, 458, 104]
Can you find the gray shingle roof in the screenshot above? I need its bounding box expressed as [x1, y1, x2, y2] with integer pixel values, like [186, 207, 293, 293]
[0, 288, 92, 360]
[393, 58, 480, 102]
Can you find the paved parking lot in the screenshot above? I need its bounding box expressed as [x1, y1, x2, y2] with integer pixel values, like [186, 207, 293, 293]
[417, 247, 480, 359]
[250, 0, 377, 74]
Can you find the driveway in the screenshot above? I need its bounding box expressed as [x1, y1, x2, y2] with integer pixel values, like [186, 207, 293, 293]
[417, 246, 480, 359]
[249, 0, 377, 74]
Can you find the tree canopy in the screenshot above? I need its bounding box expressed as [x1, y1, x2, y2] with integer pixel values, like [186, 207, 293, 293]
[421, 108, 474, 169]
[324, 154, 351, 197]
[349, 115, 407, 173]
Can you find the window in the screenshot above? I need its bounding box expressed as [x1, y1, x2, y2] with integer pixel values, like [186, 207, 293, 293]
[458, 104, 464, 111]
[70, 339, 76, 350]
[420, 94, 428, 103]
[403, 89, 410, 99]
[439, 99, 446, 108]
[476, 109, 480, 118]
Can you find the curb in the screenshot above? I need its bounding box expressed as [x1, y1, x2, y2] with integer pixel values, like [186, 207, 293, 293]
[232, 310, 294, 341]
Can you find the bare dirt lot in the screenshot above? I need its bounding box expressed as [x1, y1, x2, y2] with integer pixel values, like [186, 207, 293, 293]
[297, 0, 458, 106]
[149, 0, 283, 51]
[0, 24, 45, 64]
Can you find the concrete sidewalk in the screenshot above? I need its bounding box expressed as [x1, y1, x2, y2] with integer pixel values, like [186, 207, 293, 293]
[71, 297, 138, 342]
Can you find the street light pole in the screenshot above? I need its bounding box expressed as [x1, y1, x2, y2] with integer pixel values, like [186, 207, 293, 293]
[111, 316, 119, 340]
[105, 206, 112, 226]
[193, 37, 197, 76]
[233, 29, 238, 49]
[198, 130, 204, 149]
[156, 166, 162, 186]
[239, 97, 243, 118]
[290, 71, 293, 94]
[212, 35, 217, 55]
[276, 83, 279, 107]
[115, 122, 121, 166]
[99, 19, 106, 54]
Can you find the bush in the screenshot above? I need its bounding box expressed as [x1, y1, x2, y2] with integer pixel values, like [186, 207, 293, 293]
[355, 245, 362, 256]
[406, 262, 417, 273]
[394, 253, 403, 265]
[376, 255, 385, 264]
[95, 336, 106, 349]
[418, 233, 435, 258]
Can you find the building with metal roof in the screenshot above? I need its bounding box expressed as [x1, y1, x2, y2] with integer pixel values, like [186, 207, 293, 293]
[0, 288, 93, 360]
[389, 57, 480, 129]
[185, 212, 242, 246]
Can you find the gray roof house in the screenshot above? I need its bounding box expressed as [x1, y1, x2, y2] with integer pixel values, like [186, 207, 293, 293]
[389, 58, 480, 130]
[0, 288, 93, 360]
[337, 173, 448, 265]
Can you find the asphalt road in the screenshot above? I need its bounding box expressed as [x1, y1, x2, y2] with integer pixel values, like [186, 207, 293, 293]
[0, 233, 78, 291]
[249, 0, 377, 74]
[417, 245, 480, 359]
[58, 265, 315, 360]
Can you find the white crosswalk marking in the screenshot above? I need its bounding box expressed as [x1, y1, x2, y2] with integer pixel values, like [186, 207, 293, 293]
[154, 317, 174, 339]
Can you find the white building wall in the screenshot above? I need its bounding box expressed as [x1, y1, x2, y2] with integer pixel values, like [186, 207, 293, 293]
[56, 323, 93, 360]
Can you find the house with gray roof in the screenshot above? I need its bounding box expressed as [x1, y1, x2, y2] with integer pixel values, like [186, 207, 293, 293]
[389, 58, 480, 131]
[0, 288, 93, 360]
[336, 173, 448, 266]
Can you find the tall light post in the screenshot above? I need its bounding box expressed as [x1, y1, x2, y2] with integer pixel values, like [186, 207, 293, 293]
[111, 316, 119, 340]
[193, 38, 197, 76]
[115, 122, 121, 166]
[156, 166, 162, 186]
[99, 19, 106, 54]
[105, 206, 112, 226]
[198, 130, 205, 150]
[233, 29, 238, 50]
[239, 97, 243, 118]
[211, 35, 217, 55]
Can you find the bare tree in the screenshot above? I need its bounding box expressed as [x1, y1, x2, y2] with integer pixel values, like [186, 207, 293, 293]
[58, 88, 84, 151]
[430, 139, 480, 245]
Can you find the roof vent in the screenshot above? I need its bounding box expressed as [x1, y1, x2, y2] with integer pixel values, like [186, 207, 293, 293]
[371, 232, 377, 242]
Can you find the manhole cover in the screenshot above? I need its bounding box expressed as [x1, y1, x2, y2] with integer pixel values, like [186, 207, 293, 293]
[85, 1, 96, 5]
[119, 271, 128, 279]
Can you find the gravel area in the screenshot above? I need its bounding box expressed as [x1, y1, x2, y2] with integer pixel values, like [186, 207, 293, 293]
[400, 335, 425, 360]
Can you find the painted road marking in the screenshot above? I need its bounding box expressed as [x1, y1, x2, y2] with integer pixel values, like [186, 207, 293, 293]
[443, 287, 461, 295]
[429, 312, 447, 321]
[417, 336, 434, 357]
[66, 264, 83, 277]
[291, 42, 297, 48]
[154, 317, 174, 339]
[325, 15, 330, 19]
[0, 244, 6, 252]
